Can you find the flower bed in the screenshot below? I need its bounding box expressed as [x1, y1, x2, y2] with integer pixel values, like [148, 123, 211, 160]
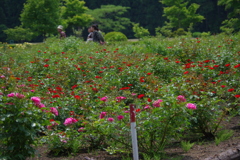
[0, 34, 239, 159]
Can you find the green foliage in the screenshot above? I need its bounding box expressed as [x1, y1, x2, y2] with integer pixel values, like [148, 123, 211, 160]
[218, 0, 240, 33]
[46, 129, 83, 156]
[142, 152, 165, 160]
[192, 32, 202, 38]
[87, 5, 132, 33]
[155, 24, 173, 37]
[181, 141, 195, 152]
[132, 23, 150, 39]
[20, 0, 61, 38]
[192, 32, 211, 38]
[161, 0, 205, 30]
[215, 130, 234, 146]
[201, 32, 211, 37]
[172, 28, 187, 37]
[84, 95, 190, 156]
[61, 0, 93, 30]
[220, 18, 240, 34]
[153, 56, 183, 82]
[3, 26, 35, 42]
[218, 0, 240, 18]
[0, 95, 49, 159]
[105, 32, 128, 42]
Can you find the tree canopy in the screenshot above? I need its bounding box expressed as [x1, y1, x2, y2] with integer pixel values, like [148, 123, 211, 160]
[0, 0, 239, 42]
[218, 0, 240, 32]
[87, 5, 132, 34]
[161, 0, 205, 30]
[20, 0, 61, 38]
[61, 0, 93, 29]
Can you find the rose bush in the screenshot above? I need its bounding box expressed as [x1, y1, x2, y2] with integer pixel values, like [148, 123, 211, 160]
[0, 33, 239, 158]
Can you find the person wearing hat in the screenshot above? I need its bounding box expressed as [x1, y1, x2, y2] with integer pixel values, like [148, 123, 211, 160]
[57, 25, 66, 39]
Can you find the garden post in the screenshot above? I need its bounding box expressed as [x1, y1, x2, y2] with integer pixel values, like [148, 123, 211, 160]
[130, 104, 139, 160]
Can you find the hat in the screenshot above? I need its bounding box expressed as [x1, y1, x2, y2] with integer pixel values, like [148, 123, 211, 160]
[57, 25, 63, 30]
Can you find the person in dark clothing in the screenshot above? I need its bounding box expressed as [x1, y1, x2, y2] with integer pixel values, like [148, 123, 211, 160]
[91, 24, 105, 45]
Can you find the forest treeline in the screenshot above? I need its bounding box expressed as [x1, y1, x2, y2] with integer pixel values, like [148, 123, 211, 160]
[0, 0, 239, 42]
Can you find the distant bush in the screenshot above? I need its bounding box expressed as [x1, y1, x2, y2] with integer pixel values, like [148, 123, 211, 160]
[133, 23, 150, 39]
[201, 32, 211, 37]
[155, 25, 173, 37]
[172, 28, 187, 37]
[105, 32, 128, 42]
[192, 32, 202, 38]
[192, 32, 211, 38]
[3, 26, 35, 42]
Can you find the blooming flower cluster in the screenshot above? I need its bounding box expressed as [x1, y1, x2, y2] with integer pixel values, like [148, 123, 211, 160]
[153, 99, 163, 107]
[7, 93, 25, 99]
[186, 103, 197, 110]
[31, 96, 46, 109]
[63, 117, 78, 126]
[177, 95, 186, 102]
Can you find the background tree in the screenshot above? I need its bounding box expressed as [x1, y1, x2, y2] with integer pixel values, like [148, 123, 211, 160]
[161, 0, 205, 31]
[218, 0, 240, 33]
[190, 0, 227, 33]
[87, 5, 132, 35]
[132, 23, 150, 38]
[20, 0, 61, 39]
[61, 0, 93, 36]
[85, 0, 164, 37]
[0, 0, 237, 42]
[0, 0, 26, 41]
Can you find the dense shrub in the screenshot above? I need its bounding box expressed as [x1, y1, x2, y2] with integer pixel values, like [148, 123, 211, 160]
[172, 28, 187, 37]
[105, 32, 128, 42]
[0, 94, 49, 160]
[201, 32, 211, 37]
[192, 32, 202, 38]
[132, 23, 150, 38]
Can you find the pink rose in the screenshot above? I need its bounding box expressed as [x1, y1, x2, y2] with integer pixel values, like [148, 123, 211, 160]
[100, 96, 108, 102]
[7, 93, 15, 97]
[99, 112, 107, 119]
[153, 99, 163, 107]
[31, 96, 41, 103]
[177, 95, 186, 102]
[36, 103, 45, 109]
[144, 105, 150, 109]
[16, 93, 25, 99]
[117, 115, 124, 120]
[50, 107, 59, 116]
[63, 117, 78, 126]
[61, 140, 67, 143]
[78, 127, 85, 132]
[116, 96, 127, 100]
[108, 117, 114, 122]
[186, 103, 197, 110]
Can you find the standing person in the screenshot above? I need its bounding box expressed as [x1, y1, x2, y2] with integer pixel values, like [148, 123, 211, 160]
[86, 27, 93, 43]
[57, 25, 66, 39]
[91, 24, 105, 45]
